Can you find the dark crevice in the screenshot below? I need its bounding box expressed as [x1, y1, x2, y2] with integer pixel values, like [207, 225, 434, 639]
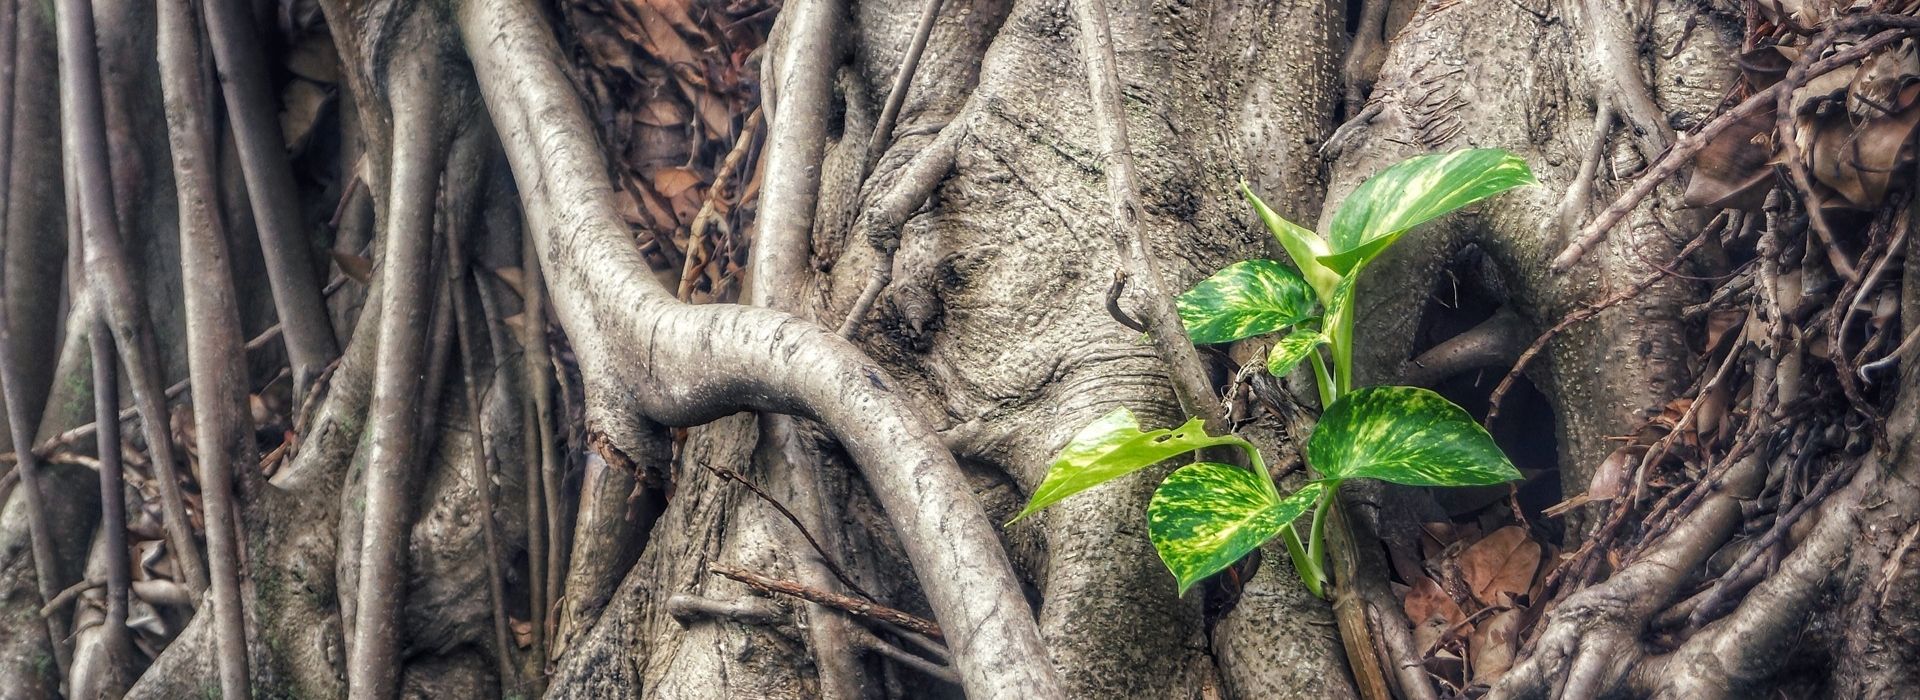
[1409, 245, 1563, 537]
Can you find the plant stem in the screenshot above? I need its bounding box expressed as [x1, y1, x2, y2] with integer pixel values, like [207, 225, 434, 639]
[1332, 298, 1356, 397]
[1305, 484, 1334, 591]
[1309, 349, 1336, 408]
[1281, 526, 1322, 598]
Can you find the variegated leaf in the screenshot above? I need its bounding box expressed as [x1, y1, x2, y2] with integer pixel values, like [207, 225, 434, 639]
[1242, 183, 1340, 300]
[1318, 149, 1536, 274]
[1149, 469, 1324, 595]
[1177, 260, 1318, 344]
[1011, 408, 1256, 523]
[1308, 386, 1521, 486]
[1268, 328, 1329, 377]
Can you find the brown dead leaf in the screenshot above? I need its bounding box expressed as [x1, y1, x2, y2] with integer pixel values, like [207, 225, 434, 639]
[1404, 575, 1467, 653]
[649, 167, 704, 199]
[1683, 107, 1777, 211]
[330, 250, 373, 284]
[634, 97, 692, 127]
[1739, 45, 1798, 91]
[1587, 444, 1640, 501]
[1849, 41, 1919, 119]
[1811, 82, 1920, 209]
[279, 80, 333, 155]
[1458, 526, 1541, 607]
[1469, 608, 1524, 684]
[1705, 309, 1747, 355]
[1695, 382, 1731, 440]
[490, 266, 525, 297]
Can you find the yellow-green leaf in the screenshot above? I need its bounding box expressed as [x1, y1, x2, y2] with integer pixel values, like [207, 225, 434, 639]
[1242, 183, 1340, 300]
[1268, 329, 1329, 377]
[1318, 149, 1536, 274]
[1307, 386, 1521, 486]
[1011, 408, 1257, 523]
[1177, 260, 1319, 345]
[1149, 469, 1323, 596]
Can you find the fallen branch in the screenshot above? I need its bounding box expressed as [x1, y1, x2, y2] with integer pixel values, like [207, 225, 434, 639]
[710, 566, 943, 639]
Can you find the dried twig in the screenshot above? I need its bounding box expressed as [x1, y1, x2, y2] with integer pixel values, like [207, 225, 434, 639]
[1550, 24, 1917, 272]
[1490, 233, 1712, 426]
[699, 461, 877, 602]
[1104, 271, 1148, 333]
[710, 566, 942, 639]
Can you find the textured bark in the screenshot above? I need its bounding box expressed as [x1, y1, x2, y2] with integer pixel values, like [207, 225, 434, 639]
[458, 0, 1067, 694]
[157, 0, 257, 692]
[13, 0, 1920, 697]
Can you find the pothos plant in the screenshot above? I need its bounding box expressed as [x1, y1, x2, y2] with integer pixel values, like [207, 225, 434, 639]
[1012, 148, 1537, 598]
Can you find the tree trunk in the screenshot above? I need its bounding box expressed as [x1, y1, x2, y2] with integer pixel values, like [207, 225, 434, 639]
[1, 0, 1916, 698]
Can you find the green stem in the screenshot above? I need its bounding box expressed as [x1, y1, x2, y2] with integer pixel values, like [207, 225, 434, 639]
[1302, 482, 1335, 594]
[1281, 525, 1323, 599]
[1308, 350, 1336, 409]
[1332, 302, 1355, 398]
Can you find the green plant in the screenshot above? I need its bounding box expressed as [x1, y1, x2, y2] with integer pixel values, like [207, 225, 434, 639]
[1013, 148, 1536, 597]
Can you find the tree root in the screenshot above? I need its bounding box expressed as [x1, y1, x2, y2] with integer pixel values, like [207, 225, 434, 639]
[158, 0, 261, 690]
[457, 0, 1063, 694]
[199, 0, 339, 397]
[1399, 306, 1529, 388]
[1341, 0, 1389, 113]
[1067, 0, 1224, 432]
[836, 129, 960, 339]
[57, 0, 209, 599]
[1552, 23, 1914, 272]
[450, 206, 518, 690]
[346, 30, 454, 696]
[1490, 354, 1778, 699]
[1637, 449, 1875, 698]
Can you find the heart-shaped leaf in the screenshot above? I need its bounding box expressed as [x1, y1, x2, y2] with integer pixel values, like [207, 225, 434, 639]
[1268, 328, 1329, 377]
[1149, 467, 1323, 595]
[1318, 149, 1536, 274]
[1242, 183, 1340, 300]
[1177, 260, 1319, 344]
[1308, 386, 1521, 486]
[1011, 408, 1256, 523]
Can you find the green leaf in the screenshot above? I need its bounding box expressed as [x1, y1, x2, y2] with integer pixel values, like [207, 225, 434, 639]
[1149, 469, 1323, 596]
[1177, 260, 1319, 344]
[1242, 183, 1340, 300]
[1267, 328, 1329, 377]
[1318, 149, 1536, 274]
[1011, 408, 1256, 523]
[1308, 386, 1522, 486]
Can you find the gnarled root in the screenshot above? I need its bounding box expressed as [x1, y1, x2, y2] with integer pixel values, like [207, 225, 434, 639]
[455, 0, 1062, 694]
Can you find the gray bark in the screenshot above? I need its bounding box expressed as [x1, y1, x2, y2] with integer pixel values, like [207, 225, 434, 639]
[7, 0, 1920, 698]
